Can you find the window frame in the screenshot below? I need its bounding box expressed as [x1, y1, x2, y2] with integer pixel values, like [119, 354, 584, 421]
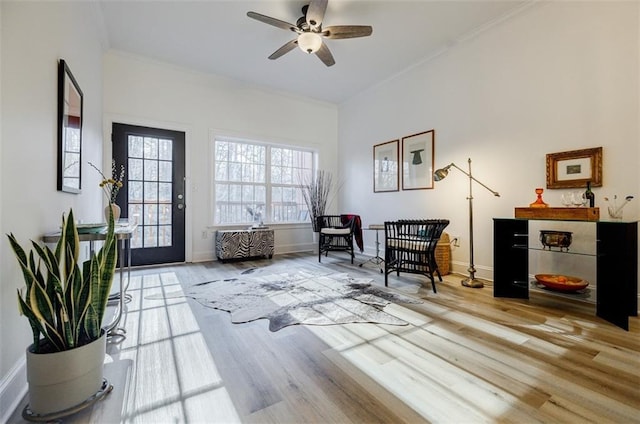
[212, 136, 317, 227]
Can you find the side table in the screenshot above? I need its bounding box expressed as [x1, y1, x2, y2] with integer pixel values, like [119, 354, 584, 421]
[359, 224, 384, 273]
[42, 223, 136, 339]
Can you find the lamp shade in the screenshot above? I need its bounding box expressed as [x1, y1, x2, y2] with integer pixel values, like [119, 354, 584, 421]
[298, 32, 322, 54]
[433, 167, 449, 181]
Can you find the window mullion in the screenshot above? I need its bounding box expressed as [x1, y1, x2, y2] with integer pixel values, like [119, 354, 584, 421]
[265, 146, 272, 223]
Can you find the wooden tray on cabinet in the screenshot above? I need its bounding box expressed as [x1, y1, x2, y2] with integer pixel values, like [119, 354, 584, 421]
[515, 207, 599, 221]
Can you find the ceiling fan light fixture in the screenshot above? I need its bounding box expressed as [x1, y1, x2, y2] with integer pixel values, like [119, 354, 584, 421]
[297, 32, 322, 54]
[247, 0, 373, 66]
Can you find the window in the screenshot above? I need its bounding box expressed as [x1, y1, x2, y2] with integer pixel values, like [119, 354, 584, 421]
[214, 138, 314, 225]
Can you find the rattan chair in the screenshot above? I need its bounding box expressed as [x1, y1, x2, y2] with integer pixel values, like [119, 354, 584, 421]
[317, 215, 356, 264]
[384, 219, 450, 292]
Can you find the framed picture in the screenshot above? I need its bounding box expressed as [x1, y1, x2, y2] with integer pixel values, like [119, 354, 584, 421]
[546, 147, 602, 189]
[402, 130, 434, 190]
[373, 139, 399, 192]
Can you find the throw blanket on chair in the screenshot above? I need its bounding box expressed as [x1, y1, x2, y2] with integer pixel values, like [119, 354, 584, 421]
[341, 214, 363, 252]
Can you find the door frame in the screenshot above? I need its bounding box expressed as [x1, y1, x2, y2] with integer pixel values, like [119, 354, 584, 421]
[104, 115, 193, 263]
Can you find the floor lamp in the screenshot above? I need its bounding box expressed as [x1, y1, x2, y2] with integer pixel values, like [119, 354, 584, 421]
[433, 158, 500, 288]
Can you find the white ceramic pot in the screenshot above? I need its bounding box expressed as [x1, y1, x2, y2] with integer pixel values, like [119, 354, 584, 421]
[26, 333, 106, 415]
[104, 203, 121, 222]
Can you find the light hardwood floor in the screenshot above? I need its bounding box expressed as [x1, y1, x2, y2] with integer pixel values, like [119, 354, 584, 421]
[8, 252, 640, 423]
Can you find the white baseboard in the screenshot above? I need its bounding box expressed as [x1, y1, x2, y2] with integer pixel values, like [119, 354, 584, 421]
[275, 242, 314, 254]
[192, 243, 315, 263]
[191, 250, 215, 263]
[449, 260, 494, 282]
[0, 357, 27, 424]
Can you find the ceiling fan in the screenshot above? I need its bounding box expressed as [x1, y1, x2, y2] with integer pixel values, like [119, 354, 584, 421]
[247, 0, 373, 67]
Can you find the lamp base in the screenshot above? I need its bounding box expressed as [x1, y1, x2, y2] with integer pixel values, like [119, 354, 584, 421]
[461, 278, 484, 288]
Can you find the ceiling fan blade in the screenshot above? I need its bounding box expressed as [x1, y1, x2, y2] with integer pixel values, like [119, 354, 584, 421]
[323, 25, 373, 39]
[247, 11, 298, 32]
[306, 0, 328, 30]
[316, 42, 335, 67]
[268, 39, 298, 60]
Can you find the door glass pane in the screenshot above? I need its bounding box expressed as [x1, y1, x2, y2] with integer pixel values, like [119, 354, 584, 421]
[129, 136, 143, 158]
[144, 160, 158, 181]
[129, 181, 143, 203]
[159, 204, 172, 225]
[147, 204, 159, 225]
[129, 204, 142, 225]
[129, 158, 143, 180]
[144, 137, 158, 159]
[159, 183, 172, 202]
[144, 226, 158, 247]
[159, 161, 172, 182]
[144, 182, 158, 201]
[159, 139, 172, 160]
[158, 225, 172, 246]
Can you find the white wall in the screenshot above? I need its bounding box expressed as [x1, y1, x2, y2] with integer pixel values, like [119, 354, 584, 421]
[339, 1, 639, 281]
[102, 51, 339, 262]
[0, 2, 106, 418]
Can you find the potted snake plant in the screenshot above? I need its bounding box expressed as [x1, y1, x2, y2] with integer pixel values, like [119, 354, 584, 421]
[7, 208, 117, 418]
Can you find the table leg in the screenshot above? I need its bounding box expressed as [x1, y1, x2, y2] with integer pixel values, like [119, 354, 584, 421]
[106, 238, 127, 339]
[359, 228, 385, 273]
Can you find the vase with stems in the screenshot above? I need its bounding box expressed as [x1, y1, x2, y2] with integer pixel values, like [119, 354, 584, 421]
[301, 170, 334, 233]
[90, 159, 125, 223]
[605, 195, 634, 220]
[105, 203, 121, 222]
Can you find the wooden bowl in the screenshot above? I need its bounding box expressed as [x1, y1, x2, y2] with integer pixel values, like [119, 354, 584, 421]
[534, 274, 588, 292]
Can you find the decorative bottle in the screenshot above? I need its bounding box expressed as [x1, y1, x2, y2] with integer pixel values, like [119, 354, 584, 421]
[529, 188, 548, 208]
[584, 181, 595, 208]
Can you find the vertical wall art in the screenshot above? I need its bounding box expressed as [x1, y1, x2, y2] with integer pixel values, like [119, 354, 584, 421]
[373, 139, 399, 192]
[401, 130, 434, 190]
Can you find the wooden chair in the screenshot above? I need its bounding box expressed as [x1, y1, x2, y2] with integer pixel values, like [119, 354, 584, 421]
[317, 215, 357, 264]
[384, 219, 450, 292]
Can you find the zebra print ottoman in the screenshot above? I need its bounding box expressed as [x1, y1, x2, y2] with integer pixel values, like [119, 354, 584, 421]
[215, 229, 274, 262]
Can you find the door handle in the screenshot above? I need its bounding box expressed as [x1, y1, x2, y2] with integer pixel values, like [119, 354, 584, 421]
[177, 177, 186, 211]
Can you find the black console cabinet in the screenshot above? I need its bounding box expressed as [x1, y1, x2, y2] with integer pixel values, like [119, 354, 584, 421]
[493, 218, 638, 330]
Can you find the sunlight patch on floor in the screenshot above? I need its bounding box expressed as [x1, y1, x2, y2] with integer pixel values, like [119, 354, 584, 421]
[306, 304, 525, 422]
[115, 271, 241, 423]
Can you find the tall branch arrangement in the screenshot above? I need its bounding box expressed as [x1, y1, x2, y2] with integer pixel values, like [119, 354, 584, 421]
[302, 170, 333, 232]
